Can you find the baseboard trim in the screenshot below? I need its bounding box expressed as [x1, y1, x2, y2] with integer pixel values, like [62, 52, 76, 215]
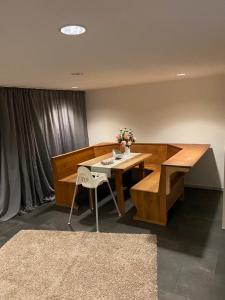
[184, 184, 224, 192]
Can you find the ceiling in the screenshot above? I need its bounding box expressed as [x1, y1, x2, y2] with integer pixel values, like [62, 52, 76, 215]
[0, 0, 225, 90]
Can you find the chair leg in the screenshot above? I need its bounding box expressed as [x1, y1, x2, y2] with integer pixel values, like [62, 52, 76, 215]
[107, 181, 121, 217]
[68, 183, 78, 225]
[89, 189, 94, 211]
[95, 188, 100, 232]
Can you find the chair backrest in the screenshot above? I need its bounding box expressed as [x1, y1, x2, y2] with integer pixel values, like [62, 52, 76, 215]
[77, 166, 95, 189]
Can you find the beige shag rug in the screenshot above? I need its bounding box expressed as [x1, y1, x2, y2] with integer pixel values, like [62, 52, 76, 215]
[0, 230, 157, 300]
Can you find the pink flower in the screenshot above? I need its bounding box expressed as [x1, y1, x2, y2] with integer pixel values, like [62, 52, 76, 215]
[124, 134, 129, 139]
[115, 134, 120, 139]
[121, 141, 126, 145]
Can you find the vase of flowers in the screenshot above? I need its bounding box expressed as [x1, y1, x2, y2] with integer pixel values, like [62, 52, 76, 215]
[115, 128, 136, 157]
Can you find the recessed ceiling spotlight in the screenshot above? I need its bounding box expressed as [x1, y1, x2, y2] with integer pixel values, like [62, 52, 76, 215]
[71, 72, 84, 76]
[176, 73, 186, 77]
[72, 86, 79, 89]
[60, 25, 86, 36]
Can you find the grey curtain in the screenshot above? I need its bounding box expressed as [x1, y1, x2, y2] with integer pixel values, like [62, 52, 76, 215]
[0, 87, 89, 221]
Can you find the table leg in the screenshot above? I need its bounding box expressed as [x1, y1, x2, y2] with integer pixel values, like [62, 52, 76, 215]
[138, 161, 145, 180]
[114, 171, 125, 215]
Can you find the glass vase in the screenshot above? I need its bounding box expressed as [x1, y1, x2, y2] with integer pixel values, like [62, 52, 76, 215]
[124, 145, 130, 157]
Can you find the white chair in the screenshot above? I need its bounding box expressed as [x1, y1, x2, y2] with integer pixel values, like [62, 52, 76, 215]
[68, 166, 121, 232]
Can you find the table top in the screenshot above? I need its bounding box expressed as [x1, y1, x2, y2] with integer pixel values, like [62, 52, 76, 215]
[78, 152, 152, 172]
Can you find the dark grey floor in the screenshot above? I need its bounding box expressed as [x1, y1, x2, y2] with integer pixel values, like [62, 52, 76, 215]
[0, 188, 224, 300]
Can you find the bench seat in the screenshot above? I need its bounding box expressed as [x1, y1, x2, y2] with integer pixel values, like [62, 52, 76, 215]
[132, 169, 161, 193]
[59, 173, 77, 183]
[51, 142, 210, 223]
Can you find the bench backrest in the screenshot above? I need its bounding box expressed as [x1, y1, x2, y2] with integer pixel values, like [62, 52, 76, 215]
[51, 146, 95, 181]
[51, 143, 181, 181]
[131, 143, 168, 164]
[166, 144, 181, 160]
[93, 143, 119, 157]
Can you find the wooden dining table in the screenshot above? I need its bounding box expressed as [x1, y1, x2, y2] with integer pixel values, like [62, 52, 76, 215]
[78, 152, 151, 214]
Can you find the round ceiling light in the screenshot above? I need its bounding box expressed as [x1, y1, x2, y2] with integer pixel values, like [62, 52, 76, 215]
[71, 72, 84, 76]
[60, 25, 86, 36]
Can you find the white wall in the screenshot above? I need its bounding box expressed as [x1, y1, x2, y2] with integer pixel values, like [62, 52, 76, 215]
[86, 75, 225, 189]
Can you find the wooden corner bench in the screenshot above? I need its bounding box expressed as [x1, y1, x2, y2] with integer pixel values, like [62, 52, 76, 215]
[51, 142, 209, 226]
